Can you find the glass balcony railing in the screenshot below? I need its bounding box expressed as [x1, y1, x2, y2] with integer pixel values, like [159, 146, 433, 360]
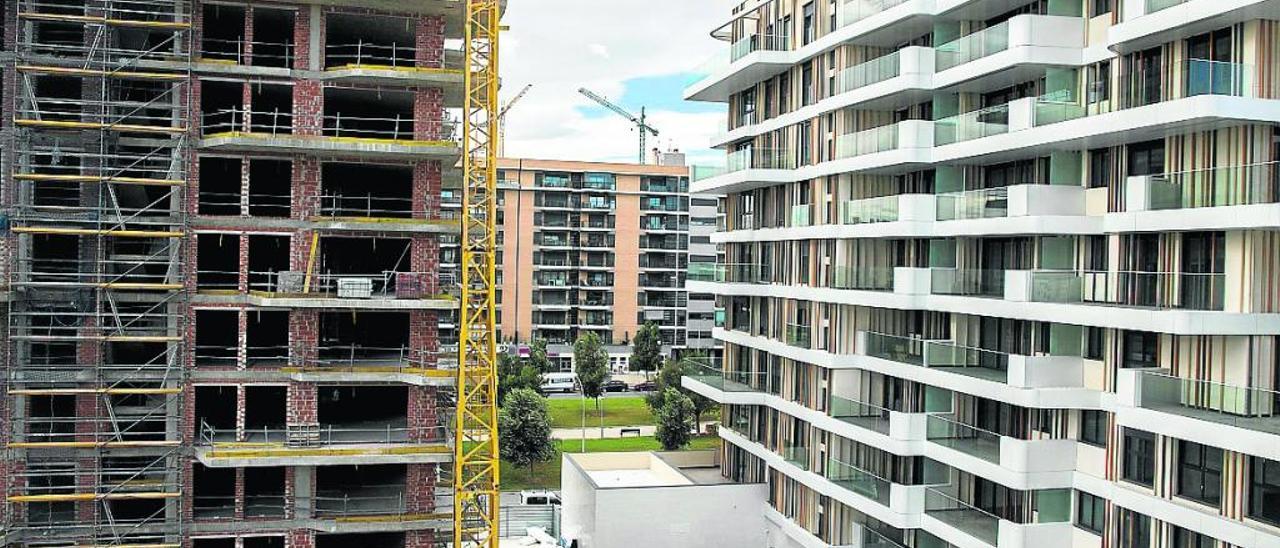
[935, 21, 1009, 72]
[1137, 371, 1280, 435]
[1032, 90, 1087, 126]
[783, 445, 810, 471]
[935, 186, 1010, 221]
[1028, 270, 1226, 311]
[1144, 0, 1188, 14]
[836, 51, 902, 95]
[864, 332, 1010, 381]
[926, 414, 1002, 464]
[687, 262, 769, 284]
[785, 323, 812, 349]
[827, 457, 892, 505]
[925, 488, 1001, 545]
[692, 147, 795, 181]
[683, 361, 771, 394]
[838, 195, 900, 224]
[934, 103, 1010, 145]
[730, 33, 791, 62]
[791, 204, 812, 227]
[930, 268, 1006, 297]
[1143, 162, 1280, 210]
[832, 266, 895, 291]
[829, 395, 892, 434]
[839, 0, 910, 28]
[1122, 59, 1258, 109]
[836, 123, 899, 159]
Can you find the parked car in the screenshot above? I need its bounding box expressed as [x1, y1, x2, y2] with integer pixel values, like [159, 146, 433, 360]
[520, 490, 561, 506]
[631, 380, 657, 392]
[603, 380, 629, 392]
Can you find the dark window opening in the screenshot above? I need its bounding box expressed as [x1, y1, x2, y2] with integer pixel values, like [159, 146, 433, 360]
[250, 84, 294, 135]
[244, 385, 287, 434]
[196, 310, 238, 366]
[248, 234, 290, 291]
[248, 158, 292, 217]
[197, 233, 240, 289]
[195, 385, 236, 437]
[199, 156, 242, 216]
[1075, 491, 1105, 534]
[318, 385, 409, 436]
[1079, 410, 1107, 447]
[200, 80, 245, 135]
[1178, 440, 1223, 507]
[246, 310, 289, 367]
[1122, 428, 1156, 487]
[1249, 456, 1280, 526]
[325, 13, 418, 69]
[324, 88, 415, 140]
[316, 464, 410, 516]
[1122, 330, 1157, 369]
[316, 533, 405, 548]
[28, 395, 76, 443]
[192, 464, 235, 519]
[318, 311, 411, 366]
[252, 8, 296, 68]
[201, 4, 246, 62]
[244, 466, 287, 517]
[321, 163, 413, 219]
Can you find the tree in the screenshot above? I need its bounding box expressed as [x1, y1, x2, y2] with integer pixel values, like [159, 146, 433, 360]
[655, 388, 696, 451]
[529, 339, 553, 374]
[629, 323, 662, 380]
[574, 331, 609, 436]
[498, 388, 555, 476]
[646, 353, 716, 430]
[498, 352, 541, 404]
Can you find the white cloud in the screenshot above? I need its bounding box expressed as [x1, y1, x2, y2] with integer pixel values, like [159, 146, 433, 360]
[498, 0, 734, 164]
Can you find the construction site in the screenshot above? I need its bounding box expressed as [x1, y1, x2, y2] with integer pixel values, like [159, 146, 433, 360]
[1, 0, 503, 547]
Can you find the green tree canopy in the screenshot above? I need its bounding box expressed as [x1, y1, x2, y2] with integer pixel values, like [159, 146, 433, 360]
[498, 388, 555, 473]
[574, 332, 609, 402]
[629, 323, 662, 378]
[655, 388, 696, 451]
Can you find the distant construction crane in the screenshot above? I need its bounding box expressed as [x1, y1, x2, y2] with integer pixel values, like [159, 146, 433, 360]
[578, 87, 660, 164]
[497, 83, 532, 157]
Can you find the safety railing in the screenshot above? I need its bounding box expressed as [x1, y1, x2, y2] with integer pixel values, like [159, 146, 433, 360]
[683, 361, 771, 394]
[692, 147, 795, 181]
[202, 108, 456, 141]
[832, 266, 895, 291]
[926, 414, 1003, 464]
[1142, 162, 1280, 210]
[687, 262, 770, 284]
[730, 33, 791, 62]
[837, 123, 900, 159]
[16, 95, 184, 131]
[1027, 270, 1226, 311]
[827, 457, 892, 505]
[1120, 59, 1260, 109]
[838, 195, 900, 224]
[326, 42, 436, 69]
[782, 445, 810, 471]
[1032, 90, 1086, 126]
[934, 103, 1010, 145]
[829, 395, 892, 434]
[865, 332, 1011, 377]
[790, 204, 812, 227]
[935, 186, 1010, 221]
[840, 0, 910, 28]
[314, 193, 416, 219]
[924, 487, 1001, 545]
[1144, 0, 1188, 15]
[1137, 371, 1280, 431]
[198, 421, 451, 447]
[930, 268, 1006, 297]
[936, 21, 1010, 72]
[200, 37, 295, 67]
[837, 51, 902, 95]
[785, 323, 813, 349]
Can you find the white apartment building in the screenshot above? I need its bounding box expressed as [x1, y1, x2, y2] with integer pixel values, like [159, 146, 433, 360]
[682, 2, 1280, 548]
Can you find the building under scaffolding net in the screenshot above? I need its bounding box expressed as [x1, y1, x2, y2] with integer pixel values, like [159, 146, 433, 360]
[2, 0, 492, 546]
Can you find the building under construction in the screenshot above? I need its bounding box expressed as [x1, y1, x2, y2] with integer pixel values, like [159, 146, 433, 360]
[0, 0, 503, 547]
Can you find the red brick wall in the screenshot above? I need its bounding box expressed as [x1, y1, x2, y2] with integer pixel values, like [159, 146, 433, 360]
[294, 80, 323, 136]
[415, 15, 445, 68]
[414, 87, 444, 141]
[286, 381, 318, 427]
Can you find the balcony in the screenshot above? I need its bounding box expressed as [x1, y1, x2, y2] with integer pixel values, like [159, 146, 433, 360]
[826, 457, 892, 507]
[924, 487, 1073, 548]
[1008, 270, 1226, 311]
[1123, 162, 1280, 214]
[933, 15, 1084, 90]
[935, 103, 1009, 145]
[692, 146, 794, 182]
[1110, 0, 1280, 53]
[1129, 369, 1280, 437]
[929, 268, 1006, 298]
[684, 34, 794, 102]
[862, 332, 1085, 389]
[199, 108, 457, 159]
[935, 184, 1087, 223]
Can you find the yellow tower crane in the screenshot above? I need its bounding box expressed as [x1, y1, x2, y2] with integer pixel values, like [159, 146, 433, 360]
[455, 0, 502, 546]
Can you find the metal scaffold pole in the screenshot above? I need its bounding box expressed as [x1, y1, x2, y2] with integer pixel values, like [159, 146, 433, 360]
[454, 0, 501, 546]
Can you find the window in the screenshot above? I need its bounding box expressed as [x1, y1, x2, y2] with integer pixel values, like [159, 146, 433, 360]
[1127, 140, 1165, 177]
[1249, 456, 1280, 526]
[802, 2, 815, 45]
[1088, 147, 1112, 188]
[802, 63, 814, 106]
[1173, 527, 1215, 548]
[739, 88, 757, 127]
[1178, 441, 1223, 506]
[1088, 60, 1111, 104]
[1117, 509, 1151, 548]
[1089, 0, 1112, 16]
[1084, 327, 1105, 360]
[1075, 491, 1105, 534]
[1122, 330, 1157, 368]
[1122, 429, 1156, 487]
[1079, 410, 1107, 447]
[779, 73, 790, 114]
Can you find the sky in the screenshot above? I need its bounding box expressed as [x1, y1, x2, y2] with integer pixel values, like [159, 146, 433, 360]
[497, 0, 735, 166]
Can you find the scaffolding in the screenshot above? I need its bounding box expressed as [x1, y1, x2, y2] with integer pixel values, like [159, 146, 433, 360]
[6, 0, 192, 546]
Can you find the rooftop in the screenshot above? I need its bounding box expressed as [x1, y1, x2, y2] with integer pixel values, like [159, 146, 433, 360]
[565, 450, 733, 489]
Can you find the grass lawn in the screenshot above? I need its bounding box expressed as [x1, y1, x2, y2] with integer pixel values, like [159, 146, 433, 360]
[545, 396, 655, 429]
[500, 435, 720, 492]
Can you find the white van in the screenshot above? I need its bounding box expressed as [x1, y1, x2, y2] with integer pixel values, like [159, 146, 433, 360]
[540, 372, 579, 394]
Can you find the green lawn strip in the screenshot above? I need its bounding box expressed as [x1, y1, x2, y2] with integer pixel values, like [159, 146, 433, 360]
[500, 435, 720, 491]
[544, 396, 655, 429]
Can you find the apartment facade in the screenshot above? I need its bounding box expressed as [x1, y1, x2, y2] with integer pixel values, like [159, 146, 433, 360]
[1, 1, 464, 547]
[490, 157, 718, 370]
[683, 2, 1280, 548]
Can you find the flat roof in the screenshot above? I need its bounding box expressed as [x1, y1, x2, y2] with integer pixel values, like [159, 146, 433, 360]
[566, 450, 733, 489]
